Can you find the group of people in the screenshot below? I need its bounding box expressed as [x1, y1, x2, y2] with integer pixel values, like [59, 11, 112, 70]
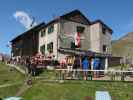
[25, 53, 45, 76]
[8, 52, 101, 79]
[59, 55, 101, 80]
[8, 52, 58, 76]
[25, 52, 59, 76]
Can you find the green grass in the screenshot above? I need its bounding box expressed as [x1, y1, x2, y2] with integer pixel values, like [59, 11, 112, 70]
[21, 80, 133, 100]
[0, 62, 133, 100]
[0, 62, 25, 85]
[0, 84, 22, 98]
[0, 62, 25, 99]
[38, 70, 57, 80]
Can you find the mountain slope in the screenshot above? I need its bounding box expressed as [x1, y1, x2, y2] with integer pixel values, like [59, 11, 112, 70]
[112, 32, 133, 58]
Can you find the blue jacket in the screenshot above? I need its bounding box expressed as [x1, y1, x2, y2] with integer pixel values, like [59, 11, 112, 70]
[93, 58, 100, 70]
[82, 58, 89, 70]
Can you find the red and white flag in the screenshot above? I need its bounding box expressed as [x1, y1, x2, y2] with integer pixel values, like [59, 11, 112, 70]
[74, 32, 80, 47]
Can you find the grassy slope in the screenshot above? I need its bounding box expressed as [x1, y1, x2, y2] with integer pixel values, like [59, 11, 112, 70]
[0, 62, 25, 98]
[112, 40, 133, 58]
[0, 62, 25, 85]
[0, 84, 22, 98]
[112, 32, 133, 58]
[0, 62, 133, 100]
[22, 81, 133, 100]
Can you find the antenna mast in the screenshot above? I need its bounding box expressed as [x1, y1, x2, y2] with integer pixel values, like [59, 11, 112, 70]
[30, 17, 35, 27]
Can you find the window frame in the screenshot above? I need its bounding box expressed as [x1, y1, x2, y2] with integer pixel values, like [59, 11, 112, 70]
[102, 27, 106, 35]
[47, 42, 53, 53]
[40, 44, 45, 54]
[103, 45, 107, 52]
[48, 24, 54, 34]
[77, 26, 85, 33]
[40, 29, 46, 37]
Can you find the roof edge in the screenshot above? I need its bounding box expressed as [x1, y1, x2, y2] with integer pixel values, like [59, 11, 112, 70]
[60, 9, 91, 25]
[10, 22, 45, 42]
[91, 20, 113, 34]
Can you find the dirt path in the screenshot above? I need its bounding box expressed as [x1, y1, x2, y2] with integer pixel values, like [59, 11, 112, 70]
[0, 83, 16, 88]
[7, 64, 26, 74]
[0, 82, 22, 88]
[15, 84, 31, 96]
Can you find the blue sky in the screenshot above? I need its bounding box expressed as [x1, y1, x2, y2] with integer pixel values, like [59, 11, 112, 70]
[0, 0, 133, 54]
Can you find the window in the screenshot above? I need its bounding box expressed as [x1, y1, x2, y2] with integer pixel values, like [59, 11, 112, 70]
[77, 26, 85, 33]
[103, 45, 107, 52]
[102, 27, 106, 35]
[47, 42, 53, 53]
[48, 25, 54, 34]
[71, 42, 81, 49]
[41, 29, 46, 37]
[40, 44, 45, 54]
[71, 42, 75, 49]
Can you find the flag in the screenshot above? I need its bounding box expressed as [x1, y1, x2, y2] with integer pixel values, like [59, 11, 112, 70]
[74, 32, 80, 47]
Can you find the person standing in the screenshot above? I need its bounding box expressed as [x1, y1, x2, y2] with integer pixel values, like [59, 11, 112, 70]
[30, 56, 37, 76]
[93, 58, 100, 78]
[73, 55, 81, 78]
[82, 57, 89, 80]
[73, 55, 81, 69]
[59, 57, 67, 80]
[25, 56, 31, 74]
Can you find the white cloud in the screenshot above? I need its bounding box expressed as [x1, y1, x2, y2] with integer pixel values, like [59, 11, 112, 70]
[13, 11, 37, 29]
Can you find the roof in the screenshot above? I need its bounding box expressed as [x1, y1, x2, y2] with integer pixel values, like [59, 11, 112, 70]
[11, 22, 45, 42]
[60, 9, 91, 24]
[45, 9, 91, 27]
[11, 10, 91, 43]
[91, 20, 113, 33]
[11, 9, 113, 43]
